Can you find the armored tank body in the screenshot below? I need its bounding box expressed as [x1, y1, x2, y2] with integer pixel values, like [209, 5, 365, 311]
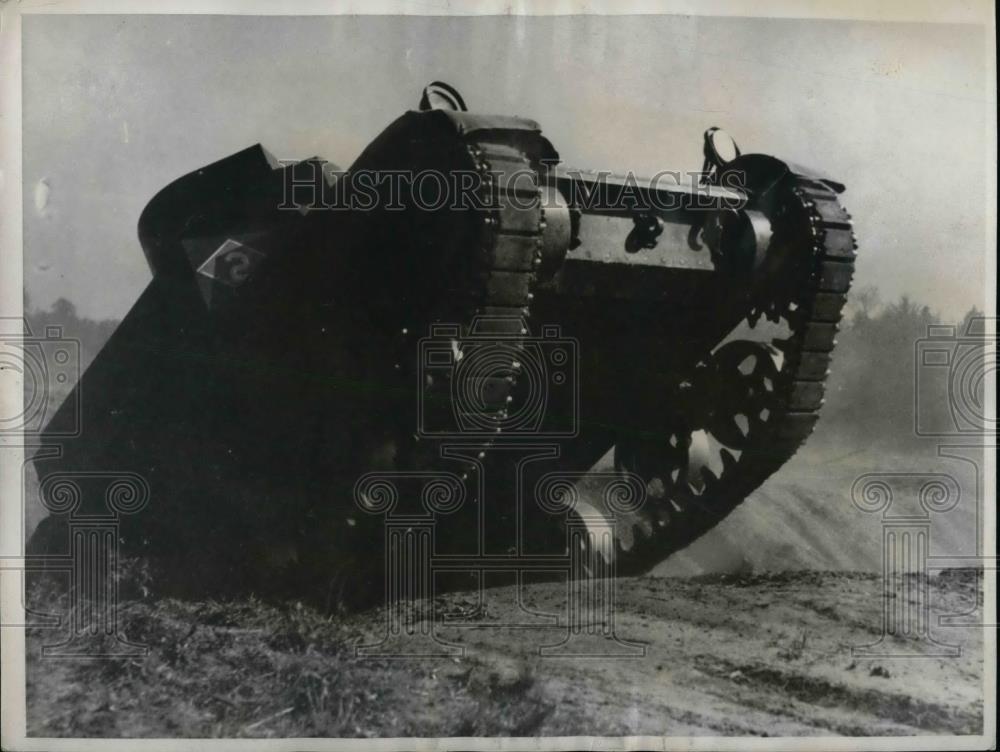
[31, 83, 856, 605]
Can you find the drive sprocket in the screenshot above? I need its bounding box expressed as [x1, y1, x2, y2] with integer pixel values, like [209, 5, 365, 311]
[604, 174, 857, 574]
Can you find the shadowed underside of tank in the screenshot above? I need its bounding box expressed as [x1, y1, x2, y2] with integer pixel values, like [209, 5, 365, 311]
[30, 83, 857, 607]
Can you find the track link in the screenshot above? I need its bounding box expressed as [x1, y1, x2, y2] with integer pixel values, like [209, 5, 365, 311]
[400, 130, 554, 494]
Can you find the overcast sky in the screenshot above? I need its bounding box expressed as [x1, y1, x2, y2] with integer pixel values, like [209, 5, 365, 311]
[22, 14, 990, 321]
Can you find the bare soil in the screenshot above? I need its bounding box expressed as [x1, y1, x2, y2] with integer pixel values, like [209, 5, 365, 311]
[25, 569, 984, 738]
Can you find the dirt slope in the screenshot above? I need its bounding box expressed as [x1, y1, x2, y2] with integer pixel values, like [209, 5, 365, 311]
[26, 570, 983, 738]
[650, 443, 982, 577]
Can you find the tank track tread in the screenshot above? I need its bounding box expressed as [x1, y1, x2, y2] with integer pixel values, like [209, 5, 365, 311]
[408, 133, 551, 486]
[613, 176, 857, 575]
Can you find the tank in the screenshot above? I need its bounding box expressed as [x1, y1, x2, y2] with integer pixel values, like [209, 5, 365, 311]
[29, 82, 857, 606]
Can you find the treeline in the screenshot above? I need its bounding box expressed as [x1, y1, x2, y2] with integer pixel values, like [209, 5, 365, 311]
[24, 295, 118, 389]
[820, 287, 985, 449]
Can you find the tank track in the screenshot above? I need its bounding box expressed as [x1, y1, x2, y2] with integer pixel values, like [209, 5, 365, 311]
[388, 140, 856, 578]
[396, 129, 552, 493]
[610, 175, 858, 575]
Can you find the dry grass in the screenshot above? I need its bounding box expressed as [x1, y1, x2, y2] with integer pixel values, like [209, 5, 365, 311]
[25, 566, 554, 738]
